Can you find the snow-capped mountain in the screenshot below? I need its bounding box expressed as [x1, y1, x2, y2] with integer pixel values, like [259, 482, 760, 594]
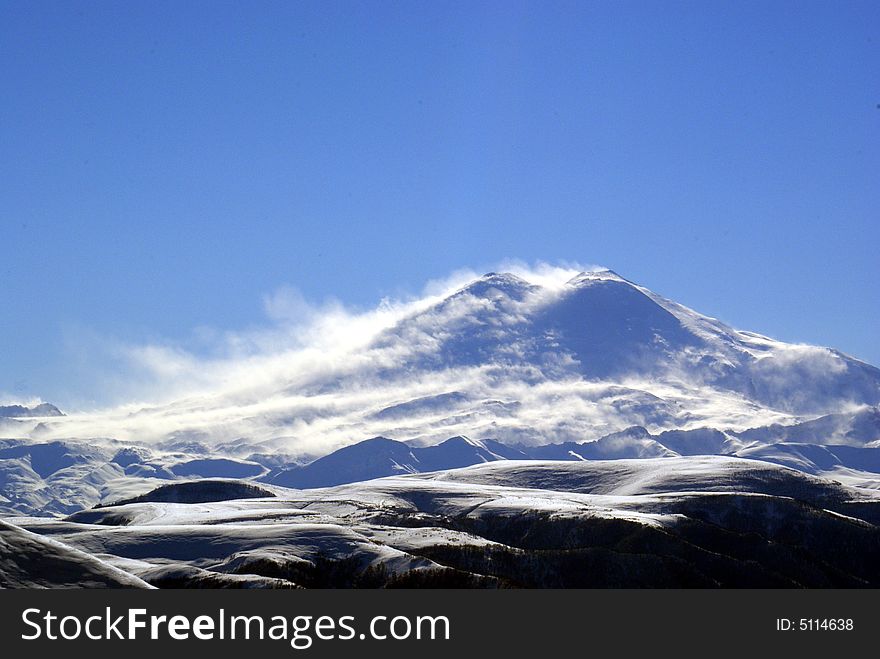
[375, 269, 880, 412]
[13, 268, 877, 456]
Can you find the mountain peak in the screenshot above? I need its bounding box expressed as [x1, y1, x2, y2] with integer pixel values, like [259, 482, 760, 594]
[454, 272, 536, 301]
[565, 269, 629, 287]
[477, 271, 531, 287]
[436, 435, 481, 448]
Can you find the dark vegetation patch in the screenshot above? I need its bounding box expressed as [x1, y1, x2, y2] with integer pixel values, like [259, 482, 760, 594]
[100, 480, 276, 506]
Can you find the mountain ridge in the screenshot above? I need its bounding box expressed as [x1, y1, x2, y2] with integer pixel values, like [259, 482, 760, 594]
[264, 407, 880, 490]
[0, 402, 64, 418]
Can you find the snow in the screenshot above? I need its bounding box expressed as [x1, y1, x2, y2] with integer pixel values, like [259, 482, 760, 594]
[6, 455, 879, 587]
[0, 519, 152, 588]
[2, 269, 880, 586]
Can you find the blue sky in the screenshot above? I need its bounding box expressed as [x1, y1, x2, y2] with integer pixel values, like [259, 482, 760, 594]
[1, 1, 878, 407]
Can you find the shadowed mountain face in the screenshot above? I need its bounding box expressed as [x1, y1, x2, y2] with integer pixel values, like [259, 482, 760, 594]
[373, 271, 701, 375]
[534, 275, 705, 378]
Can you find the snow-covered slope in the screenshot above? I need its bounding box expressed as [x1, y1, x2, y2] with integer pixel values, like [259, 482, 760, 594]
[11, 456, 880, 588]
[0, 519, 151, 588]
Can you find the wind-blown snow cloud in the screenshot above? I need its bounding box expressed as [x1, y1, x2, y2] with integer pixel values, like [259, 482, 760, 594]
[76, 261, 601, 406]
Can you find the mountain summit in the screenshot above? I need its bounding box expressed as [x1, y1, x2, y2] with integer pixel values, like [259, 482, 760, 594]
[375, 270, 880, 413]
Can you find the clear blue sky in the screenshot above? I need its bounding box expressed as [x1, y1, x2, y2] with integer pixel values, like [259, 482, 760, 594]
[2, 1, 878, 407]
